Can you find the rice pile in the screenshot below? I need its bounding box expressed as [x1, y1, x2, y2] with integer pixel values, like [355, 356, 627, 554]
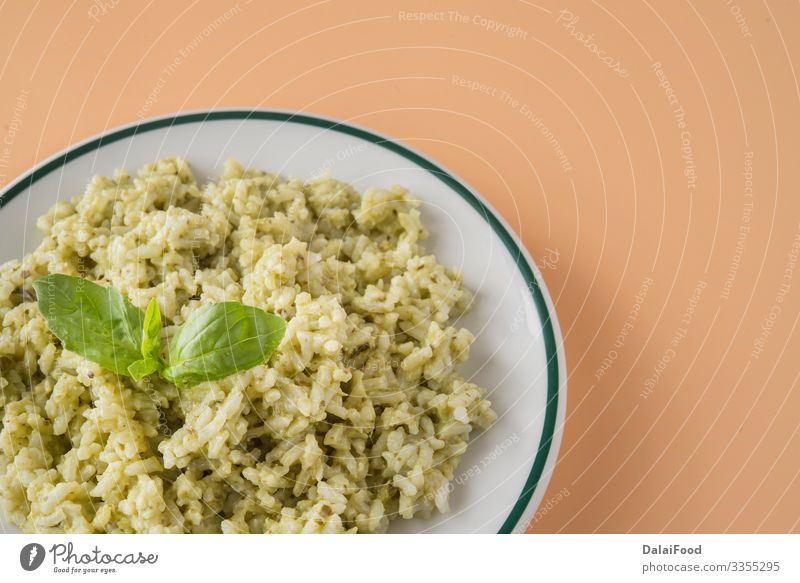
[0, 157, 495, 533]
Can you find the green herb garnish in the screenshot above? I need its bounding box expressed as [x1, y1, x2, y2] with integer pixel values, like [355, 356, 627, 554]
[33, 275, 286, 387]
[127, 298, 164, 381]
[161, 302, 286, 386]
[32, 274, 146, 376]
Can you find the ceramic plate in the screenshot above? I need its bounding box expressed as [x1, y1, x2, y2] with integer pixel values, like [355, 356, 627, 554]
[0, 110, 566, 534]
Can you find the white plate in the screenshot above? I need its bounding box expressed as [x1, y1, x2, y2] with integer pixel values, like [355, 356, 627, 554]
[0, 109, 566, 534]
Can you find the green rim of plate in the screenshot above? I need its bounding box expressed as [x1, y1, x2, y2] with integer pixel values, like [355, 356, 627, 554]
[0, 110, 560, 534]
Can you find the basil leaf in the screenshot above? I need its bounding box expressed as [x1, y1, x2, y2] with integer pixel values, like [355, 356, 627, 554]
[127, 298, 163, 381]
[127, 357, 160, 381]
[141, 298, 162, 359]
[33, 276, 284, 387]
[33, 274, 145, 376]
[162, 302, 285, 386]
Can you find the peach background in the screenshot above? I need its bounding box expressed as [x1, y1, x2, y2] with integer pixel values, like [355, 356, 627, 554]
[1, 0, 799, 533]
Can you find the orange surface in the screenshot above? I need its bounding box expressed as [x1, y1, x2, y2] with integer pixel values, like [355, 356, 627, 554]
[1, 0, 798, 533]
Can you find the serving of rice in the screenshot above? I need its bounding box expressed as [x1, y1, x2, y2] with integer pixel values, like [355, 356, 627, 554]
[0, 157, 496, 533]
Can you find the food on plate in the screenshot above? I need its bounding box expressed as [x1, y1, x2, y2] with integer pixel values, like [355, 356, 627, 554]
[0, 157, 495, 533]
